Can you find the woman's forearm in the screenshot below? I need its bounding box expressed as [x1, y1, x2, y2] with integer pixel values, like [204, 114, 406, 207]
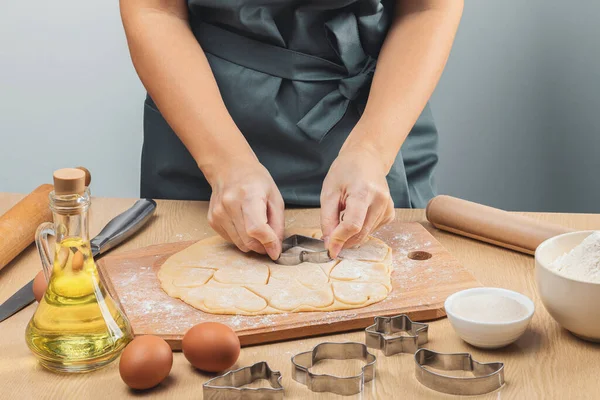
[120, 0, 257, 183]
[342, 0, 463, 170]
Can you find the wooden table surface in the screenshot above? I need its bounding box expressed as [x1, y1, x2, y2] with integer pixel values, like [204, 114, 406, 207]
[1, 193, 598, 399]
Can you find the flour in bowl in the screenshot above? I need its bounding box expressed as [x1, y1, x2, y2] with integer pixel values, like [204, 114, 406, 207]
[550, 231, 600, 283]
[452, 294, 529, 322]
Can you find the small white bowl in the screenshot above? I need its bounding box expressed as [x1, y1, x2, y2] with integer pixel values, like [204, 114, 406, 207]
[536, 230, 600, 342]
[445, 287, 535, 349]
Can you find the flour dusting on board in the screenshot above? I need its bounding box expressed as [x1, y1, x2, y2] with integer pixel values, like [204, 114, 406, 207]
[375, 224, 453, 304]
[374, 225, 432, 256]
[228, 315, 277, 330]
[117, 266, 190, 332]
[110, 257, 289, 334]
[100, 222, 478, 340]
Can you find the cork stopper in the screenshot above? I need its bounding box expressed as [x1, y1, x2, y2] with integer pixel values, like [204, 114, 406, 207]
[75, 166, 92, 186]
[53, 168, 86, 195]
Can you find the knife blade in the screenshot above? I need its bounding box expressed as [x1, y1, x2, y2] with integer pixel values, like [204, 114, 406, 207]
[0, 198, 157, 323]
[0, 280, 34, 322]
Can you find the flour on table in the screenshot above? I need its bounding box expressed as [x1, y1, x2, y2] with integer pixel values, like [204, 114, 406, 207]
[549, 231, 600, 283]
[158, 228, 393, 315]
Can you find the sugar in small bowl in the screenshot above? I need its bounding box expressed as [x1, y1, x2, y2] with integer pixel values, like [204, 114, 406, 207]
[445, 287, 535, 349]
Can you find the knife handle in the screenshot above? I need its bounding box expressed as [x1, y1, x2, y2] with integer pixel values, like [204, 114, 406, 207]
[90, 199, 157, 256]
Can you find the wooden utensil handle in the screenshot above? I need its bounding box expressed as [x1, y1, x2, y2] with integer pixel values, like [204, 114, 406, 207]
[426, 195, 572, 255]
[0, 184, 54, 271]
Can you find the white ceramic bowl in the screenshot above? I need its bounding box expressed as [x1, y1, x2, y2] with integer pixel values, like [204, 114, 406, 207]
[445, 287, 535, 349]
[536, 230, 600, 342]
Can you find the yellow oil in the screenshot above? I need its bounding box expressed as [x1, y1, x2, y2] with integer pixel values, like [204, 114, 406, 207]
[25, 237, 133, 373]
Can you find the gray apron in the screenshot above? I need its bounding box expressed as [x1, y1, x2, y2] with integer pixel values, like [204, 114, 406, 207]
[141, 0, 438, 208]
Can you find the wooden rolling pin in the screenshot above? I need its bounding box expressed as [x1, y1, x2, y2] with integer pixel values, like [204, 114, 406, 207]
[0, 184, 53, 271]
[0, 167, 91, 271]
[426, 195, 572, 255]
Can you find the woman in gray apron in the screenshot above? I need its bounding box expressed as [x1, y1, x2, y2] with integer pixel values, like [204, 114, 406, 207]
[121, 0, 463, 259]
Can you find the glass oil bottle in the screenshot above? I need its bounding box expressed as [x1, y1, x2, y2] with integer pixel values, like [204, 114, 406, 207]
[25, 168, 133, 372]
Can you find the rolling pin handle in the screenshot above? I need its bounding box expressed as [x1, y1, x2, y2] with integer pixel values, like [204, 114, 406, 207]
[0, 184, 54, 272]
[426, 195, 571, 255]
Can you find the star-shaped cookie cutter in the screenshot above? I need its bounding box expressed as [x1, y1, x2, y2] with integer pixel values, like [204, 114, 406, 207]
[202, 361, 284, 400]
[291, 342, 377, 396]
[414, 348, 505, 395]
[275, 234, 332, 265]
[365, 314, 429, 356]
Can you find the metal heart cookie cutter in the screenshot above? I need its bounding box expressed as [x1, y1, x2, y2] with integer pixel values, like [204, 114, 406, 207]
[414, 348, 505, 396]
[365, 314, 429, 356]
[275, 234, 332, 265]
[291, 342, 376, 396]
[203, 361, 284, 400]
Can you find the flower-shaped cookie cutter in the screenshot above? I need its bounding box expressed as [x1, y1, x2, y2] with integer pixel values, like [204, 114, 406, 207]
[365, 314, 429, 356]
[415, 348, 505, 395]
[203, 361, 284, 400]
[291, 342, 376, 396]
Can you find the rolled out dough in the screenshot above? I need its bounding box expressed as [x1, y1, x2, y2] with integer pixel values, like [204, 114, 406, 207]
[158, 229, 393, 315]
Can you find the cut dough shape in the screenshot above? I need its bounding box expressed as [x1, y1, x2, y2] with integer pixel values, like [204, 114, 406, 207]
[269, 263, 329, 288]
[158, 229, 393, 315]
[184, 284, 268, 313]
[213, 264, 269, 285]
[330, 259, 392, 290]
[246, 281, 334, 311]
[338, 237, 390, 262]
[332, 282, 389, 305]
[173, 268, 214, 288]
[317, 259, 339, 276]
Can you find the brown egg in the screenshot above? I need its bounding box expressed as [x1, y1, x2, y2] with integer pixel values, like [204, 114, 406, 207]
[182, 322, 240, 372]
[71, 251, 84, 272]
[32, 270, 48, 302]
[119, 336, 173, 390]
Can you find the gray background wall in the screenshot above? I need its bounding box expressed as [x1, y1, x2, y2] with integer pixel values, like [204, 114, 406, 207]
[1, 1, 598, 212]
[431, 1, 600, 213]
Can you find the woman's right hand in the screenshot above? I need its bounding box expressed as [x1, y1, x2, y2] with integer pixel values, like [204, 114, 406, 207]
[120, 0, 284, 259]
[207, 161, 285, 260]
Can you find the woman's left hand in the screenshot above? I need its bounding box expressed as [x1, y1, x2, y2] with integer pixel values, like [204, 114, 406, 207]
[321, 145, 395, 258]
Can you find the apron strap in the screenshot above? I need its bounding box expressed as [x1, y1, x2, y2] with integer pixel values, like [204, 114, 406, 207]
[194, 22, 346, 81]
[193, 15, 375, 142]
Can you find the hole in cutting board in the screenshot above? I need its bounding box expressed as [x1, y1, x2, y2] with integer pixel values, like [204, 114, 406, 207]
[309, 359, 367, 377]
[407, 251, 432, 261]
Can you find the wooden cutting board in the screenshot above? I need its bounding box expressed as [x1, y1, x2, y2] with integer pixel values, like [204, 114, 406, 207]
[98, 222, 480, 349]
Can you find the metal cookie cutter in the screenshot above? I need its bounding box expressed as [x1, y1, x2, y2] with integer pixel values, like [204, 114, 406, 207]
[414, 349, 505, 396]
[291, 342, 376, 396]
[365, 314, 429, 356]
[275, 235, 332, 265]
[203, 361, 284, 400]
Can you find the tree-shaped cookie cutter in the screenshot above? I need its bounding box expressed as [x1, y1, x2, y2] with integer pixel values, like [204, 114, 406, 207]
[365, 314, 429, 356]
[291, 342, 377, 396]
[415, 348, 505, 395]
[203, 361, 284, 400]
